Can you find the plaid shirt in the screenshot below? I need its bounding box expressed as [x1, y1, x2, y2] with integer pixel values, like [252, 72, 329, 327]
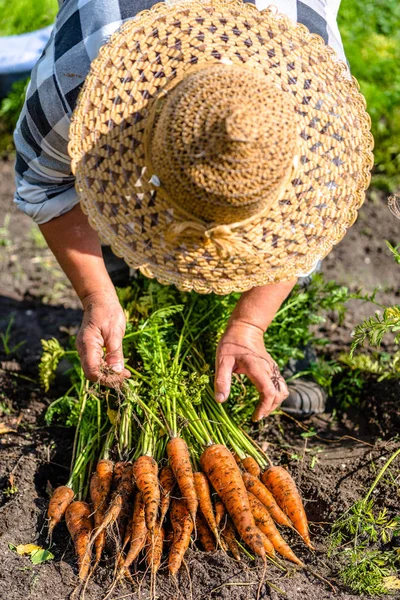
[14, 0, 346, 224]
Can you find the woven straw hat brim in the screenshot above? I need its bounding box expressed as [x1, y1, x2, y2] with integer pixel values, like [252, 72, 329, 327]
[69, 0, 374, 294]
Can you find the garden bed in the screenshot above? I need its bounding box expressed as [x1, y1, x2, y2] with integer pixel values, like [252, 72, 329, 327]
[0, 159, 399, 599]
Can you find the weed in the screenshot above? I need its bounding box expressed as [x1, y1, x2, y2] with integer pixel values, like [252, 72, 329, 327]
[2, 484, 18, 497]
[0, 214, 11, 247]
[28, 226, 47, 249]
[0, 315, 26, 356]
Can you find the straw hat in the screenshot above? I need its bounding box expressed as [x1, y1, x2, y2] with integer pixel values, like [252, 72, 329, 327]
[69, 0, 374, 294]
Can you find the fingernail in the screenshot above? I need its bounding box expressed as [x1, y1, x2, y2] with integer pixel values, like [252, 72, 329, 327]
[111, 363, 124, 373]
[215, 393, 225, 402]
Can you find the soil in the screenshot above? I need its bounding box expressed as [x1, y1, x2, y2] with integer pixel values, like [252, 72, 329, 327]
[0, 157, 399, 600]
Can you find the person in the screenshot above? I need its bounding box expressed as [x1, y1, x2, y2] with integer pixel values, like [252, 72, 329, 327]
[13, 0, 373, 421]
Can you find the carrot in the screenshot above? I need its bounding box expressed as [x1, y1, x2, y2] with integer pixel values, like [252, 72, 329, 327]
[159, 465, 176, 525]
[261, 466, 313, 549]
[145, 522, 165, 574]
[123, 492, 148, 569]
[47, 485, 74, 538]
[112, 461, 127, 491]
[133, 455, 160, 532]
[65, 501, 93, 581]
[214, 497, 225, 527]
[90, 463, 134, 548]
[242, 457, 261, 478]
[248, 492, 303, 566]
[90, 459, 114, 564]
[242, 472, 292, 528]
[167, 437, 198, 523]
[200, 444, 265, 561]
[220, 517, 241, 561]
[194, 472, 220, 542]
[196, 511, 216, 552]
[168, 498, 194, 576]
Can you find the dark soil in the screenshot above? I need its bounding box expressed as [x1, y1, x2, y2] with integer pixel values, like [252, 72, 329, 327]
[0, 158, 399, 599]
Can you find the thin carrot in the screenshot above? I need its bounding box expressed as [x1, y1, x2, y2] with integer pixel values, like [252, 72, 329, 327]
[242, 472, 292, 528]
[196, 511, 216, 552]
[47, 485, 74, 538]
[167, 437, 198, 524]
[133, 455, 160, 532]
[214, 497, 225, 528]
[200, 444, 265, 561]
[261, 466, 313, 549]
[112, 461, 127, 491]
[220, 517, 241, 561]
[123, 492, 148, 569]
[159, 465, 176, 525]
[145, 522, 165, 574]
[168, 498, 194, 576]
[248, 492, 303, 566]
[65, 501, 93, 581]
[90, 463, 134, 548]
[194, 472, 220, 543]
[242, 457, 261, 478]
[90, 459, 114, 565]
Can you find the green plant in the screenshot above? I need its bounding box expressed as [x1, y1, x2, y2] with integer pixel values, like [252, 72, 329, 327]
[330, 447, 400, 596]
[0, 214, 11, 247]
[29, 226, 47, 249]
[338, 0, 400, 189]
[0, 0, 58, 36]
[0, 315, 26, 356]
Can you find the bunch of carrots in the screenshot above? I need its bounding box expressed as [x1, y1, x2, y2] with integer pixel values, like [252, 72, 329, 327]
[41, 283, 315, 593]
[47, 383, 313, 591]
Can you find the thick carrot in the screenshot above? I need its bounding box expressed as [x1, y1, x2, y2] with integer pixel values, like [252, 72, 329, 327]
[248, 492, 303, 566]
[220, 517, 241, 561]
[214, 497, 225, 527]
[196, 511, 216, 552]
[167, 437, 198, 523]
[159, 465, 176, 525]
[242, 472, 292, 528]
[112, 461, 127, 491]
[47, 485, 74, 538]
[90, 459, 114, 564]
[90, 463, 134, 548]
[169, 498, 194, 576]
[194, 472, 219, 542]
[145, 522, 165, 574]
[200, 444, 265, 561]
[133, 455, 160, 532]
[65, 501, 93, 581]
[261, 466, 313, 549]
[242, 457, 261, 478]
[124, 492, 148, 569]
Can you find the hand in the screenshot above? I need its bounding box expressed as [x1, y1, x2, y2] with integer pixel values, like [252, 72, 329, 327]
[76, 292, 131, 385]
[214, 320, 288, 421]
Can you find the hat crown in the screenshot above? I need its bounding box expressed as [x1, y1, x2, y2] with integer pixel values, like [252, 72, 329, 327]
[147, 64, 298, 224]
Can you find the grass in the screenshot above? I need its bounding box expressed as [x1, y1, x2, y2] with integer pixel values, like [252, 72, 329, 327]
[0, 0, 58, 36]
[338, 0, 400, 190]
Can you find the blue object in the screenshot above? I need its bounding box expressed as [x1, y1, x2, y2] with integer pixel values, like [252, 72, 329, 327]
[0, 25, 53, 98]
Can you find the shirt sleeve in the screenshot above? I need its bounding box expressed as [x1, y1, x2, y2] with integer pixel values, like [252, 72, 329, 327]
[13, 27, 80, 224]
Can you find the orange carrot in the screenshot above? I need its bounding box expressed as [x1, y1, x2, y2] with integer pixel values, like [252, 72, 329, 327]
[123, 492, 147, 569]
[145, 522, 165, 574]
[242, 472, 292, 528]
[133, 456, 160, 532]
[159, 465, 176, 525]
[47, 485, 74, 538]
[248, 492, 303, 565]
[90, 463, 133, 548]
[220, 517, 241, 561]
[214, 497, 225, 528]
[261, 466, 313, 549]
[167, 437, 198, 524]
[65, 501, 93, 581]
[242, 457, 261, 478]
[90, 459, 114, 565]
[200, 444, 265, 561]
[112, 461, 127, 491]
[168, 498, 194, 576]
[196, 511, 216, 552]
[194, 472, 219, 542]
